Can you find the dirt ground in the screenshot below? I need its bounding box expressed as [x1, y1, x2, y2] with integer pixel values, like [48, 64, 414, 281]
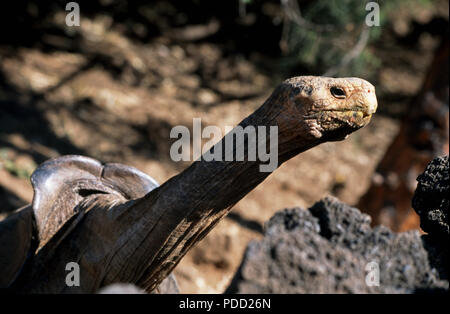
[0, 2, 447, 293]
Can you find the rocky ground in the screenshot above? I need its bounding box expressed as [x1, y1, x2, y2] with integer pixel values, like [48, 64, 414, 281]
[226, 156, 449, 293]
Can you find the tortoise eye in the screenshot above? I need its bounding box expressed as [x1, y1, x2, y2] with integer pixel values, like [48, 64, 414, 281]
[330, 87, 346, 99]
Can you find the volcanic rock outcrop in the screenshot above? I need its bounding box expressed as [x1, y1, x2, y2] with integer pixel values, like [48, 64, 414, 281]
[227, 156, 449, 293]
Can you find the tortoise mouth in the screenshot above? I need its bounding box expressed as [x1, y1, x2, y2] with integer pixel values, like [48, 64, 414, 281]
[305, 109, 373, 142]
[307, 109, 373, 129]
[332, 110, 373, 127]
[321, 108, 373, 117]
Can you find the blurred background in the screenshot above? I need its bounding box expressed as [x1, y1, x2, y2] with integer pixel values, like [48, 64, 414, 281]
[0, 0, 448, 293]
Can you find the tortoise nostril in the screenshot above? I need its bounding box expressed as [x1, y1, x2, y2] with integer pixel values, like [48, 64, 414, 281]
[330, 87, 346, 99]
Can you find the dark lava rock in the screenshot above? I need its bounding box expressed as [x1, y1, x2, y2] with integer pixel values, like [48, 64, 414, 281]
[412, 155, 449, 239]
[226, 195, 449, 293]
[412, 155, 449, 281]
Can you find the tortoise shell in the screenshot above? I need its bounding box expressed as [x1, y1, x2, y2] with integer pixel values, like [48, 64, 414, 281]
[0, 155, 177, 291]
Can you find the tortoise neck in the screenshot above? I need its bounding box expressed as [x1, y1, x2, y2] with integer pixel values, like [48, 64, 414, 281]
[105, 86, 321, 291]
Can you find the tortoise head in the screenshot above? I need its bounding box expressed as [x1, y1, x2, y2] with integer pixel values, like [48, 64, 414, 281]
[276, 76, 378, 143]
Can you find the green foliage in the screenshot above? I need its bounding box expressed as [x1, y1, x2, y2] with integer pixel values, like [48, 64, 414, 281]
[0, 149, 36, 179]
[303, 0, 367, 27]
[280, 0, 431, 78]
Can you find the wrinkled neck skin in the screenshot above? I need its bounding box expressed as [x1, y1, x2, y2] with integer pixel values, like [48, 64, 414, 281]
[111, 84, 324, 292]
